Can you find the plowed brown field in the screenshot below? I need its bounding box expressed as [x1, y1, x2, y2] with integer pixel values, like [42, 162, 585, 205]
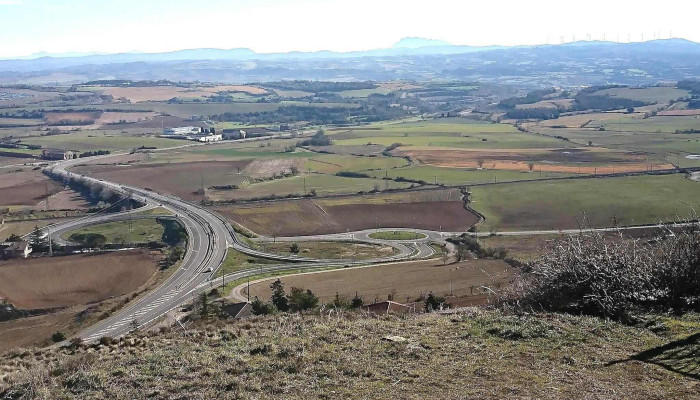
[216, 189, 478, 236]
[0, 250, 158, 310]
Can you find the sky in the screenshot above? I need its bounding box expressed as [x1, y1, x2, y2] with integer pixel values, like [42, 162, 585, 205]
[0, 0, 698, 58]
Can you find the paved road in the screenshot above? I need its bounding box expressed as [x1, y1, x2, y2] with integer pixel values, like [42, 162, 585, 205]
[46, 149, 688, 341]
[44, 155, 439, 341]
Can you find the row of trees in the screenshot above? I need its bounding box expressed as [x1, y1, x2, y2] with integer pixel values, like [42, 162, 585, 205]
[251, 280, 320, 315]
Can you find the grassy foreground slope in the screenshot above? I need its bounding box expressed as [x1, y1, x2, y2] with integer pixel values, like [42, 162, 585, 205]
[1, 310, 697, 399]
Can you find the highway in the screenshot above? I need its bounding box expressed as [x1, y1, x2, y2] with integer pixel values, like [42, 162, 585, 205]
[43, 155, 441, 341]
[47, 149, 685, 342]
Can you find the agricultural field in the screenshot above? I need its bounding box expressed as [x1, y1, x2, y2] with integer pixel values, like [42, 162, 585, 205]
[0, 168, 62, 207]
[400, 147, 666, 174]
[86, 84, 268, 103]
[214, 189, 479, 236]
[21, 130, 185, 152]
[329, 119, 560, 149]
[590, 86, 689, 103]
[259, 241, 398, 260]
[365, 164, 576, 185]
[470, 174, 700, 231]
[0, 250, 161, 350]
[74, 160, 252, 202]
[0, 250, 158, 310]
[62, 219, 166, 244]
[245, 257, 513, 305]
[210, 174, 412, 201]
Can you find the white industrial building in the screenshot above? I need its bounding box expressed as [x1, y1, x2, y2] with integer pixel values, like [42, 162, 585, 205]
[163, 126, 202, 135]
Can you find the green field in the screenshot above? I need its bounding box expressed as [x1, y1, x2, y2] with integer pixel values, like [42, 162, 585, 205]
[471, 174, 700, 231]
[304, 153, 409, 173]
[329, 119, 566, 149]
[368, 231, 427, 240]
[366, 165, 577, 185]
[592, 87, 689, 103]
[21, 131, 183, 152]
[210, 174, 412, 201]
[63, 219, 165, 244]
[261, 241, 398, 259]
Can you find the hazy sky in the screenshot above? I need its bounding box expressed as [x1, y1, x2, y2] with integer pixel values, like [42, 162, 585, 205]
[0, 0, 697, 58]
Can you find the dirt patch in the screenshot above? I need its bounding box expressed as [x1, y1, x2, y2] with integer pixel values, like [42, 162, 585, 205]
[0, 308, 81, 350]
[94, 111, 157, 126]
[245, 258, 512, 304]
[242, 158, 305, 179]
[399, 147, 672, 173]
[44, 112, 100, 125]
[75, 160, 251, 202]
[216, 190, 478, 236]
[0, 250, 158, 310]
[33, 188, 91, 210]
[0, 219, 65, 240]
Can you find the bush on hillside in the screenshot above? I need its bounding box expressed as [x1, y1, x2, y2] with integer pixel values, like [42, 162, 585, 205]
[512, 227, 700, 320]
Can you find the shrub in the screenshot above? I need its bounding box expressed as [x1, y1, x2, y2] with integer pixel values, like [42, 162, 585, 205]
[288, 287, 319, 312]
[424, 292, 448, 312]
[51, 331, 66, 343]
[251, 297, 276, 315]
[513, 228, 700, 320]
[351, 294, 364, 308]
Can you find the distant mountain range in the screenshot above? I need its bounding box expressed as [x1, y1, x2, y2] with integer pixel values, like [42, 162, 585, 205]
[0, 38, 698, 85]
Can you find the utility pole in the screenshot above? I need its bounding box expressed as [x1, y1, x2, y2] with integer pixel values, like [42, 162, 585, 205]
[48, 226, 52, 256]
[303, 177, 306, 195]
[44, 182, 49, 211]
[247, 278, 250, 302]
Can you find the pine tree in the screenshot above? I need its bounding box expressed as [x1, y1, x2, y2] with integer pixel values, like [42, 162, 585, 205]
[270, 279, 289, 312]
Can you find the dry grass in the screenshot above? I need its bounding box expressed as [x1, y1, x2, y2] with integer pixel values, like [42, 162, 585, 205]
[0, 310, 697, 398]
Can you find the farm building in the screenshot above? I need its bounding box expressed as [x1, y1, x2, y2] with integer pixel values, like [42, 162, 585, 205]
[222, 127, 274, 140]
[0, 241, 32, 259]
[191, 133, 222, 142]
[41, 149, 76, 160]
[163, 126, 202, 135]
[222, 129, 247, 140]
